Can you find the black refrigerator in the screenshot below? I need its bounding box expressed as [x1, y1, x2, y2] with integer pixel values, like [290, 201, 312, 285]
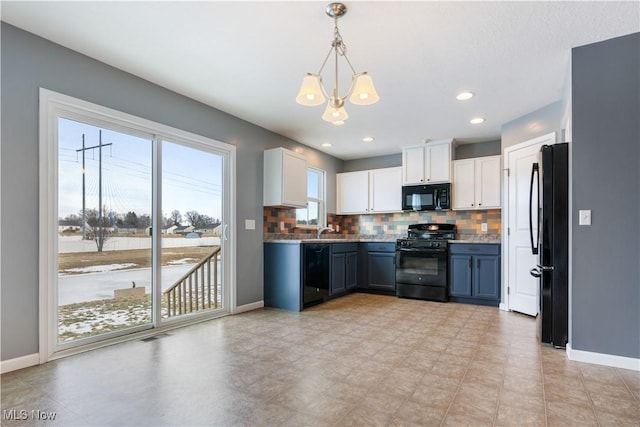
[529, 143, 569, 348]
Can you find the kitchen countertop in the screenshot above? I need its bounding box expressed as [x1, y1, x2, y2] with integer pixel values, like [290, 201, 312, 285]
[449, 239, 501, 244]
[264, 233, 501, 244]
[450, 234, 501, 244]
[264, 233, 400, 244]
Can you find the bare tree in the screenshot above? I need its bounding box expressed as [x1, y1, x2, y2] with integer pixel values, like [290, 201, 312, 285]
[86, 209, 109, 252]
[185, 210, 207, 229]
[169, 210, 182, 226]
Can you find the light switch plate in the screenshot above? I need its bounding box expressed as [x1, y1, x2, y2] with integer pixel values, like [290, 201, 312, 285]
[579, 210, 591, 225]
[245, 219, 256, 230]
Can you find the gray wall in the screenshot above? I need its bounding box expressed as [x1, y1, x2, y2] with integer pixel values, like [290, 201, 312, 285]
[343, 153, 402, 172]
[343, 140, 502, 173]
[455, 140, 501, 160]
[571, 33, 639, 358]
[0, 23, 343, 361]
[501, 101, 565, 149]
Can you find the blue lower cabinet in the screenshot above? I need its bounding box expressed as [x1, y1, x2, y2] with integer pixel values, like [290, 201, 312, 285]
[265, 242, 359, 311]
[449, 254, 472, 296]
[345, 252, 358, 290]
[474, 255, 501, 299]
[358, 242, 396, 294]
[264, 243, 303, 311]
[449, 244, 501, 306]
[331, 253, 347, 294]
[330, 243, 358, 296]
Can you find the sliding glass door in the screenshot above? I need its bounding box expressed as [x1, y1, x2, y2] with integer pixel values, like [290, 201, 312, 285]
[42, 89, 235, 356]
[57, 118, 154, 345]
[160, 140, 225, 321]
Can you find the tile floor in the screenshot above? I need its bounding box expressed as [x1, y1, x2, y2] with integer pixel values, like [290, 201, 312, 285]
[1, 293, 639, 426]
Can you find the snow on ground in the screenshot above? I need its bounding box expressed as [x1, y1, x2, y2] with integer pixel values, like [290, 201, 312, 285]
[167, 258, 196, 265]
[58, 302, 155, 341]
[62, 263, 137, 274]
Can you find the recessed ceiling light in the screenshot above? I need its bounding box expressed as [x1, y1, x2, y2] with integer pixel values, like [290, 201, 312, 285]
[362, 136, 374, 142]
[321, 142, 332, 147]
[470, 117, 485, 124]
[456, 91, 474, 100]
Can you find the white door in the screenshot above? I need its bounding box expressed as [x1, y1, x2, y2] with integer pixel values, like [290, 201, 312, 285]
[504, 133, 555, 316]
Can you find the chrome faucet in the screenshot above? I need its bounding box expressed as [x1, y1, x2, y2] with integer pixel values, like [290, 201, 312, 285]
[316, 226, 334, 239]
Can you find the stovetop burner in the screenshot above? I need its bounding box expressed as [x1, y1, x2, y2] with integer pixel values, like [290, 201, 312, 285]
[405, 223, 456, 241]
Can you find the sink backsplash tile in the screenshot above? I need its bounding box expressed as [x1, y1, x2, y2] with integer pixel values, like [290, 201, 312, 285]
[263, 207, 501, 237]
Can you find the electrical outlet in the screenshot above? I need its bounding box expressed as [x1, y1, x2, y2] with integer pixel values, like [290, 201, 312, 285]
[279, 221, 285, 231]
[244, 219, 255, 230]
[481, 223, 488, 232]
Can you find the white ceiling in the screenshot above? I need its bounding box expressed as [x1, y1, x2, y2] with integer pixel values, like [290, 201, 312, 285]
[2, 1, 638, 160]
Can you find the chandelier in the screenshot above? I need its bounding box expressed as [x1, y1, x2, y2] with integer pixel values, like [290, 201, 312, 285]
[296, 2, 379, 125]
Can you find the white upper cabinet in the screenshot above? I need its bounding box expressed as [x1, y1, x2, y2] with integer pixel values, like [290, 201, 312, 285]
[452, 155, 501, 210]
[336, 170, 369, 214]
[337, 167, 402, 214]
[402, 146, 425, 184]
[369, 167, 402, 213]
[263, 147, 308, 208]
[452, 159, 476, 209]
[402, 139, 452, 185]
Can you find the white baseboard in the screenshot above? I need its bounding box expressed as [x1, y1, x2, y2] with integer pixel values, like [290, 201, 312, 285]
[233, 300, 264, 314]
[1, 353, 40, 374]
[567, 343, 640, 371]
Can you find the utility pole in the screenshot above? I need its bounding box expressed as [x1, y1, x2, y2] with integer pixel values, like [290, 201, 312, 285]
[76, 131, 112, 249]
[81, 134, 86, 240]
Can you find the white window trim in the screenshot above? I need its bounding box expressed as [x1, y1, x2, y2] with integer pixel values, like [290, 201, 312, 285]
[38, 88, 236, 362]
[296, 166, 326, 229]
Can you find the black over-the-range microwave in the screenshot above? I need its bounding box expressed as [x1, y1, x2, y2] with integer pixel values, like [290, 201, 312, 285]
[401, 183, 451, 211]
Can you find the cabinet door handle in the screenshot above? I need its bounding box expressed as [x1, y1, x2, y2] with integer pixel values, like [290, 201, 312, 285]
[468, 259, 472, 269]
[477, 259, 480, 269]
[479, 203, 482, 206]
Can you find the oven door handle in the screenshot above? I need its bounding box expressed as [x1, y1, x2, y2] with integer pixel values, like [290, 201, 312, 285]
[396, 247, 447, 254]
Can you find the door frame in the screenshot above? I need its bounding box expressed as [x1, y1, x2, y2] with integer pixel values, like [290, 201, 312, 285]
[501, 132, 556, 313]
[39, 88, 236, 362]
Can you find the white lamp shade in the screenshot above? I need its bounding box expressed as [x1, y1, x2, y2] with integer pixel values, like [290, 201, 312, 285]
[322, 103, 349, 123]
[296, 74, 325, 106]
[349, 73, 380, 106]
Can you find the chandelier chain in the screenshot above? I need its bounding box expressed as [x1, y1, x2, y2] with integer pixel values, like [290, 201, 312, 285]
[333, 18, 347, 56]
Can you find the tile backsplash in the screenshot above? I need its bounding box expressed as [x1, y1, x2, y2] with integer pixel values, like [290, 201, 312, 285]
[263, 207, 501, 237]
